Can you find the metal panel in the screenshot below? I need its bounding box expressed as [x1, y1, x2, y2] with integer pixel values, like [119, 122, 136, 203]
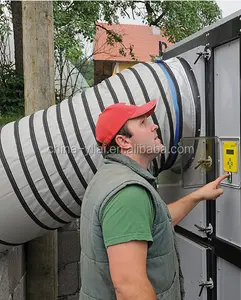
[159, 46, 207, 236]
[158, 183, 207, 237]
[176, 234, 208, 300]
[214, 39, 241, 247]
[214, 39, 240, 137]
[217, 257, 241, 300]
[216, 186, 241, 247]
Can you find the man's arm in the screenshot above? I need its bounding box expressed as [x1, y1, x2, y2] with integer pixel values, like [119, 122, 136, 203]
[167, 190, 201, 226]
[107, 240, 156, 300]
[168, 174, 229, 226]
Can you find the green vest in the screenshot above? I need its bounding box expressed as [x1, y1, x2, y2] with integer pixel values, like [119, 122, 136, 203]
[79, 154, 185, 300]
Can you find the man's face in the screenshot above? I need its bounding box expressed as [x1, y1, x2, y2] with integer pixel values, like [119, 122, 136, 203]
[126, 115, 164, 157]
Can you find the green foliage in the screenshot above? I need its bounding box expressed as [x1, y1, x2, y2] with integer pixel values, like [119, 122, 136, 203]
[0, 0, 221, 109]
[0, 113, 23, 126]
[53, 1, 119, 42]
[0, 63, 24, 116]
[53, 1, 135, 63]
[0, 4, 24, 117]
[111, 0, 221, 43]
[53, 0, 222, 101]
[148, 1, 222, 42]
[54, 1, 83, 63]
[53, 1, 120, 62]
[53, 0, 221, 62]
[0, 3, 10, 38]
[54, 1, 221, 44]
[53, 0, 135, 100]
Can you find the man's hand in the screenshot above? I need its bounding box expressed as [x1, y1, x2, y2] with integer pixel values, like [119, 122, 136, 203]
[194, 173, 229, 201]
[168, 174, 229, 226]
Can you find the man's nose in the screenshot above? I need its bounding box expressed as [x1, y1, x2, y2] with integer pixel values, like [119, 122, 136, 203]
[151, 123, 158, 131]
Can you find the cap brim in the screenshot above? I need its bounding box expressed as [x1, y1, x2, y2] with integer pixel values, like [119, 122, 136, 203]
[130, 99, 156, 119]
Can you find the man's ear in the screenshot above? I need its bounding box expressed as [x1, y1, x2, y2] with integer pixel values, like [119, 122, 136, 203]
[115, 135, 132, 150]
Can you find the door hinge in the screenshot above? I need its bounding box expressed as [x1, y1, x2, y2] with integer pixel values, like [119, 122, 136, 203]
[198, 278, 214, 297]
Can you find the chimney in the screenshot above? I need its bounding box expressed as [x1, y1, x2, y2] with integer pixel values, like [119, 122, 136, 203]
[152, 25, 160, 35]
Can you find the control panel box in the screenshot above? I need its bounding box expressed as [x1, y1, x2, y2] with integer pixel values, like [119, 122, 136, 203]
[179, 136, 240, 189]
[223, 141, 238, 173]
[219, 137, 240, 189]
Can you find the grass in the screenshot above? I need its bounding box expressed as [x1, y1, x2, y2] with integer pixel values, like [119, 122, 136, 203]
[0, 114, 24, 126]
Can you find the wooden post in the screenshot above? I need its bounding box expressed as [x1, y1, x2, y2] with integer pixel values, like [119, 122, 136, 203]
[22, 0, 55, 115]
[22, 2, 57, 300]
[25, 232, 58, 300]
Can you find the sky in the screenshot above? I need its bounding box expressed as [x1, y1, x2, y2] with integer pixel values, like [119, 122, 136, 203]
[217, 0, 241, 17]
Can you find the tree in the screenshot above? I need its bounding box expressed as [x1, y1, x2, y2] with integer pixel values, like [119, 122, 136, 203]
[133, 0, 222, 42]
[53, 1, 221, 44]
[0, 2, 23, 117]
[8, 0, 221, 103]
[53, 1, 135, 101]
[10, 1, 23, 76]
[52, 0, 221, 99]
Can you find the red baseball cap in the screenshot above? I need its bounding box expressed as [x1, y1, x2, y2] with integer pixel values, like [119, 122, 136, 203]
[96, 99, 156, 147]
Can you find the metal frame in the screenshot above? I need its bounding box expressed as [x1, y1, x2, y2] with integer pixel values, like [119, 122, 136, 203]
[164, 10, 241, 300]
[204, 48, 217, 300]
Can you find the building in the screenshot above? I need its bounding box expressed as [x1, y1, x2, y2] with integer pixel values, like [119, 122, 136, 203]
[93, 23, 173, 84]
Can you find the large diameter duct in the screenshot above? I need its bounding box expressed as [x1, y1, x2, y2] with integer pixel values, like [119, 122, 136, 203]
[0, 57, 200, 252]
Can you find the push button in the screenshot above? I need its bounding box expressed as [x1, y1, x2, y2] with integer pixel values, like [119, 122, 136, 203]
[227, 172, 232, 184]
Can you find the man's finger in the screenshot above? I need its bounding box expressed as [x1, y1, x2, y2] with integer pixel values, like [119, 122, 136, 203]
[216, 188, 224, 196]
[215, 173, 229, 185]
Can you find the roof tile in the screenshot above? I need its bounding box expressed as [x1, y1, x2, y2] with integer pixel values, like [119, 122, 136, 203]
[94, 23, 173, 62]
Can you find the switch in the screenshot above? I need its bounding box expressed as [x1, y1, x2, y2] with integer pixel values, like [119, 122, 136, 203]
[227, 172, 232, 184]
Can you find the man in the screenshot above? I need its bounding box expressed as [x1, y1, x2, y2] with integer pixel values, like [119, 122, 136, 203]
[79, 99, 228, 300]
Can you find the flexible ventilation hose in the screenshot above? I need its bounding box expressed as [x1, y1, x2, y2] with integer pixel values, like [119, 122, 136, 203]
[0, 57, 200, 251]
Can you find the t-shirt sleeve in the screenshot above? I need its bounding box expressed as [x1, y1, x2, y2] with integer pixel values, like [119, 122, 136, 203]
[100, 185, 154, 248]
